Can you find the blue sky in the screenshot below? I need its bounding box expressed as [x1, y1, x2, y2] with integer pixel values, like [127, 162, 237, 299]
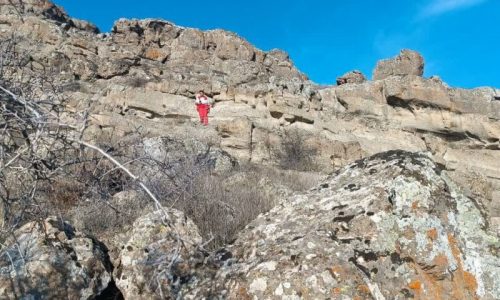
[52, 0, 498, 88]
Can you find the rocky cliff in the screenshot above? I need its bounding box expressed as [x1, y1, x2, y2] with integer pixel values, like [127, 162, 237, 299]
[0, 1, 499, 299]
[6, 0, 497, 234]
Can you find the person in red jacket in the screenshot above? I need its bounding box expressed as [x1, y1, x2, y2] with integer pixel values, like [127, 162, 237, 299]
[195, 91, 213, 125]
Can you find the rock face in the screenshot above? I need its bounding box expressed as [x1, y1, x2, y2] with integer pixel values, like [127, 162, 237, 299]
[113, 208, 202, 299]
[0, 0, 98, 32]
[1, 0, 498, 188]
[1, 3, 500, 297]
[0, 1, 309, 96]
[0, 217, 113, 299]
[373, 49, 424, 80]
[319, 74, 500, 233]
[185, 150, 500, 299]
[337, 70, 366, 85]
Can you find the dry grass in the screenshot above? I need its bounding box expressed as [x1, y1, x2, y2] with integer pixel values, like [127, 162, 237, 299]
[169, 170, 276, 248]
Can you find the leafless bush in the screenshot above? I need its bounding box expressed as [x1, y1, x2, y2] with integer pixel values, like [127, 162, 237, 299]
[274, 129, 318, 171]
[0, 36, 78, 236]
[148, 172, 264, 248]
[69, 190, 150, 236]
[45, 179, 85, 210]
[0, 36, 159, 241]
[137, 142, 321, 249]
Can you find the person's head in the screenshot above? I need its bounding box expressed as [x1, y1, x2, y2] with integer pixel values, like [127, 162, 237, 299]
[198, 90, 205, 96]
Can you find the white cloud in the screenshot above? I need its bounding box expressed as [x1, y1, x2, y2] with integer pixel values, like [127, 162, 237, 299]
[420, 0, 488, 18]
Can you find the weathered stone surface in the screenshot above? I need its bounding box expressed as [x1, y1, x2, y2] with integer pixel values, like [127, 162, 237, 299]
[0, 217, 112, 299]
[141, 136, 236, 174]
[216, 117, 253, 161]
[184, 151, 500, 299]
[113, 208, 202, 300]
[373, 49, 424, 80]
[337, 70, 366, 85]
[0, 0, 70, 23]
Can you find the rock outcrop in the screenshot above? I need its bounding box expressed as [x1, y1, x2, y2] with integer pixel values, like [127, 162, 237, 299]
[184, 150, 500, 299]
[0, 217, 113, 299]
[373, 49, 424, 80]
[113, 208, 202, 299]
[337, 70, 366, 85]
[320, 75, 500, 229]
[0, 0, 310, 96]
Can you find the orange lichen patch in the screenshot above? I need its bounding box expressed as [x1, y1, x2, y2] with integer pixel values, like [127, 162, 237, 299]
[329, 266, 343, 279]
[427, 228, 438, 241]
[411, 263, 443, 299]
[144, 48, 166, 61]
[463, 271, 478, 293]
[408, 279, 424, 300]
[332, 287, 342, 295]
[237, 287, 251, 300]
[412, 201, 419, 210]
[409, 279, 422, 290]
[447, 234, 479, 300]
[356, 284, 371, 295]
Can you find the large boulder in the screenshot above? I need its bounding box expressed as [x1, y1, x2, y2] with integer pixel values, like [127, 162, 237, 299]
[184, 150, 500, 299]
[113, 208, 202, 299]
[373, 49, 424, 80]
[0, 217, 113, 299]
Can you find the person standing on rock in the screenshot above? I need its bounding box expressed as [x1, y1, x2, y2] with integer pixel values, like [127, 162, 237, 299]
[195, 91, 213, 126]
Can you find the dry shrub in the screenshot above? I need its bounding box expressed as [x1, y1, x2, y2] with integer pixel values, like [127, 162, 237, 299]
[46, 180, 85, 211]
[68, 191, 150, 236]
[177, 171, 274, 248]
[28, 141, 138, 236]
[274, 129, 318, 172]
[144, 154, 321, 249]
